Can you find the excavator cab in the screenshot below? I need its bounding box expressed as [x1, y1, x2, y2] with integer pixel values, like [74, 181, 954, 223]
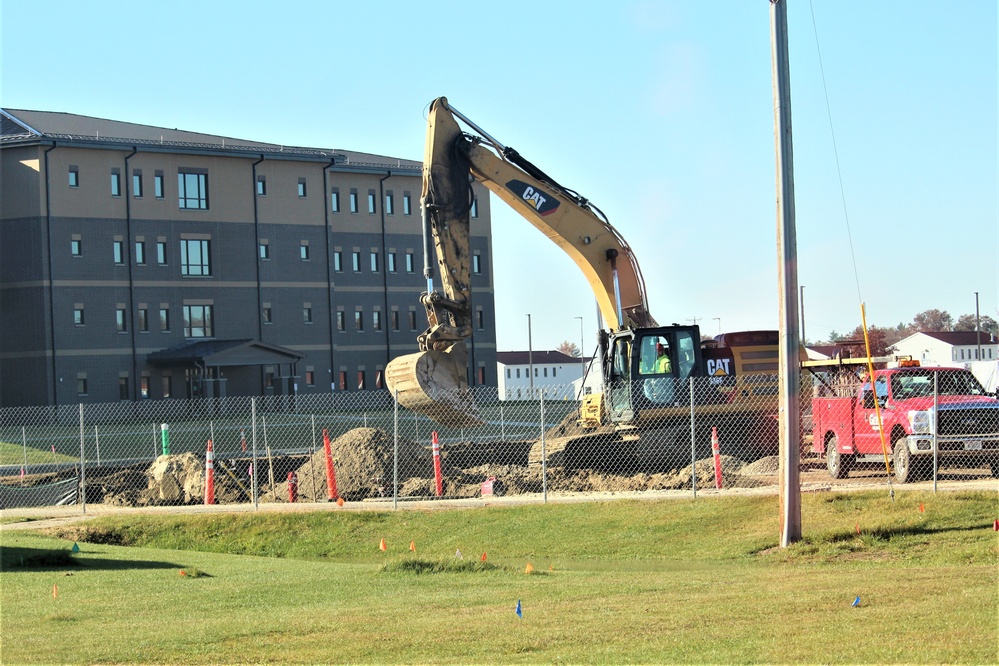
[605, 326, 703, 423]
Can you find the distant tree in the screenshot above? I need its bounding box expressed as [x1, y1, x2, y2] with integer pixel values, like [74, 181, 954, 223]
[557, 340, 581, 357]
[845, 324, 898, 357]
[827, 330, 843, 343]
[954, 314, 998, 335]
[911, 309, 953, 332]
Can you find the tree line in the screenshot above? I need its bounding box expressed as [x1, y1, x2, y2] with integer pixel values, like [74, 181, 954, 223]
[820, 309, 997, 356]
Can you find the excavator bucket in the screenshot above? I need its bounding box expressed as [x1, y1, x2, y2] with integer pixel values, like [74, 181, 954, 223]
[384, 342, 485, 427]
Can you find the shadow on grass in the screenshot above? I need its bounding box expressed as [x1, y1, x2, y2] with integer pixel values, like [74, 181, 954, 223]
[0, 546, 180, 572]
[830, 522, 993, 543]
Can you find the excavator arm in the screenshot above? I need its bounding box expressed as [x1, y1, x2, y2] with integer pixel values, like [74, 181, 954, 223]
[385, 97, 657, 426]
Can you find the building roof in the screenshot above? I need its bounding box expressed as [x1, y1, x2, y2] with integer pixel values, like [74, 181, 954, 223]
[496, 351, 584, 365]
[908, 331, 997, 346]
[0, 108, 421, 171]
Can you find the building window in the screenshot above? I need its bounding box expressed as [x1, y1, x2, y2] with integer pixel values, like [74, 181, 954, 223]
[154, 171, 164, 199]
[387, 252, 397, 273]
[334, 251, 343, 272]
[331, 189, 340, 213]
[73, 307, 84, 326]
[408, 310, 417, 330]
[305, 369, 315, 387]
[140, 376, 150, 399]
[477, 367, 485, 385]
[473, 254, 482, 274]
[544, 368, 548, 377]
[476, 310, 484, 330]
[352, 251, 361, 272]
[370, 252, 379, 272]
[259, 243, 270, 260]
[338, 371, 347, 391]
[385, 192, 394, 215]
[336, 311, 346, 332]
[298, 177, 307, 197]
[553, 367, 557, 377]
[357, 371, 365, 390]
[180, 239, 211, 276]
[162, 375, 172, 398]
[367, 192, 376, 214]
[135, 241, 146, 265]
[355, 311, 364, 331]
[71, 239, 82, 257]
[391, 310, 399, 331]
[77, 376, 88, 395]
[405, 252, 415, 273]
[349, 190, 358, 213]
[119, 376, 129, 401]
[257, 176, 266, 196]
[160, 307, 170, 332]
[178, 170, 209, 209]
[156, 241, 167, 265]
[113, 240, 125, 265]
[116, 307, 127, 332]
[470, 197, 478, 218]
[506, 368, 511, 379]
[300, 242, 310, 260]
[133, 171, 143, 198]
[183, 304, 213, 338]
[262, 306, 272, 324]
[111, 169, 121, 197]
[69, 166, 79, 188]
[403, 193, 412, 216]
[303, 306, 313, 324]
[138, 308, 148, 332]
[517, 368, 521, 379]
[375, 370, 384, 389]
[373, 311, 382, 331]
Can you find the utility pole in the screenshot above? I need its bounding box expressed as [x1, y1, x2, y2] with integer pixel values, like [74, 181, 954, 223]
[975, 292, 981, 361]
[800, 285, 806, 342]
[527, 314, 534, 398]
[771, 0, 801, 547]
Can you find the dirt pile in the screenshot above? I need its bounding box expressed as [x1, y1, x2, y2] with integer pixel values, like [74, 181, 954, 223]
[280, 428, 431, 502]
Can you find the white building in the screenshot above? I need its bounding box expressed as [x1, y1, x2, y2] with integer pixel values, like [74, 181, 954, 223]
[496, 351, 588, 400]
[892, 331, 997, 365]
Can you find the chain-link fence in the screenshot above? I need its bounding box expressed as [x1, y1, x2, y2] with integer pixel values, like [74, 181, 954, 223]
[1, 370, 996, 510]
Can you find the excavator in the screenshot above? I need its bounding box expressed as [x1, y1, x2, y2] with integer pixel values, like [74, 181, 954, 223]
[385, 97, 781, 468]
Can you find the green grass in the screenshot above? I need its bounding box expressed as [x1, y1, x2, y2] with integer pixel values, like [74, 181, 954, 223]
[0, 440, 78, 466]
[1, 490, 996, 664]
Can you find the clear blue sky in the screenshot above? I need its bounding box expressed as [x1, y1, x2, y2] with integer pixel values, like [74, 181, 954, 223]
[3, 1, 996, 354]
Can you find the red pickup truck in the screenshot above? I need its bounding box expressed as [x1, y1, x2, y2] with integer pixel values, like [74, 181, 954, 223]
[812, 365, 999, 482]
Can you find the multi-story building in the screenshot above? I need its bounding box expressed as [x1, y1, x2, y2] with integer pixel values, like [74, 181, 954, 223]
[0, 109, 496, 407]
[496, 351, 589, 400]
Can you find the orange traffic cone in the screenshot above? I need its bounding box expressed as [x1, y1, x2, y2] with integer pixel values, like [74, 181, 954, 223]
[336, 497, 344, 507]
[480, 552, 487, 561]
[524, 562, 534, 574]
[379, 538, 387, 552]
[993, 519, 999, 531]
[409, 541, 416, 552]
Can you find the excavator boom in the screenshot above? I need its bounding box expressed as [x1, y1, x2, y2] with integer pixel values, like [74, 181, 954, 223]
[385, 97, 657, 426]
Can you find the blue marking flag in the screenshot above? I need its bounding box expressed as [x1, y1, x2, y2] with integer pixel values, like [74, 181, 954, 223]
[851, 596, 861, 607]
[516, 599, 522, 619]
[71, 543, 80, 554]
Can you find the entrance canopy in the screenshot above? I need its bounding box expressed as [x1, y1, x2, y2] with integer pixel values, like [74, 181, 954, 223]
[147, 339, 305, 368]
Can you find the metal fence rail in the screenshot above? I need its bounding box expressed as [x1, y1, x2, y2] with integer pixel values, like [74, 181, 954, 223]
[1, 372, 995, 511]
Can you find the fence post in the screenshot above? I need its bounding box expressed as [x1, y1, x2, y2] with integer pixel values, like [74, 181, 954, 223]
[540, 390, 547, 504]
[393, 390, 399, 510]
[500, 403, 506, 442]
[78, 403, 86, 514]
[690, 378, 697, 498]
[251, 397, 258, 509]
[310, 414, 319, 502]
[932, 371, 939, 493]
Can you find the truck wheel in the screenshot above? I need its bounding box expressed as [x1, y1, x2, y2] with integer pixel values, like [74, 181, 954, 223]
[893, 438, 913, 483]
[826, 435, 850, 479]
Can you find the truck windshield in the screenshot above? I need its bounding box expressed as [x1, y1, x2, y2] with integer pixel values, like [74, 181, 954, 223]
[890, 370, 988, 398]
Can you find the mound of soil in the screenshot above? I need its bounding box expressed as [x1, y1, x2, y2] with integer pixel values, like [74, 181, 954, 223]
[282, 428, 431, 502]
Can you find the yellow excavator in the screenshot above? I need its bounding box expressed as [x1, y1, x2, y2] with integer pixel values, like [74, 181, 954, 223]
[385, 97, 781, 467]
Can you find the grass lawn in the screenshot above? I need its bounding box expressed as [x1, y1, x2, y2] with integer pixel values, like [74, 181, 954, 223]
[1, 489, 996, 664]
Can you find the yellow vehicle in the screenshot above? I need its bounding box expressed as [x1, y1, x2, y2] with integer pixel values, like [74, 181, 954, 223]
[386, 97, 781, 467]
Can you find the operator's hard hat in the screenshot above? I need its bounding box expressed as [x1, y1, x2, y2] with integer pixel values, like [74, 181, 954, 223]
[656, 342, 665, 354]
